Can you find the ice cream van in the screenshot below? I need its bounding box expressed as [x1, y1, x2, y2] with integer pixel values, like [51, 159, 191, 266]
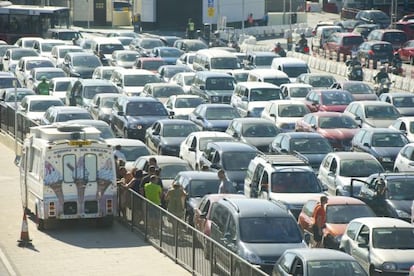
[20, 124, 117, 230]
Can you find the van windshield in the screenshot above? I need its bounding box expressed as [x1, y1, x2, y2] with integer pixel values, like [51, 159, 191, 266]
[255, 56, 274, 66]
[271, 171, 321, 193]
[283, 66, 309, 78]
[210, 57, 239, 70]
[239, 217, 302, 243]
[205, 78, 234, 90]
[250, 88, 283, 101]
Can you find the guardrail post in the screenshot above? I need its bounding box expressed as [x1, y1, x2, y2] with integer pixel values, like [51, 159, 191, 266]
[144, 201, 148, 241]
[192, 228, 196, 273]
[174, 219, 178, 262]
[159, 209, 163, 249]
[130, 191, 134, 231]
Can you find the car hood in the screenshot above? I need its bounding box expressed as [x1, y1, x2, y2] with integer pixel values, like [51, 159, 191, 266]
[319, 128, 358, 139]
[270, 193, 323, 206]
[320, 105, 348, 112]
[371, 147, 401, 158]
[387, 199, 413, 214]
[243, 242, 307, 263]
[365, 118, 395, 128]
[123, 86, 144, 95]
[207, 119, 232, 128]
[373, 249, 414, 262]
[247, 101, 270, 109]
[325, 223, 347, 237]
[126, 115, 168, 125]
[397, 107, 414, 116]
[243, 137, 275, 148]
[161, 137, 186, 146]
[352, 94, 378, 101]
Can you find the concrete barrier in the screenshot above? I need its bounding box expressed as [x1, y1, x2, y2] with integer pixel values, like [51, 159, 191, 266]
[395, 77, 403, 90]
[409, 80, 414, 92]
[403, 77, 411, 91]
[319, 59, 326, 71]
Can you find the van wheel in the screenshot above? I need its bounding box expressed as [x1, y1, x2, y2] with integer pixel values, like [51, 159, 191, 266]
[36, 207, 45, 231]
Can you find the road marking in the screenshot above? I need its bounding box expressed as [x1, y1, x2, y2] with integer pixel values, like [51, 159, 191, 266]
[0, 248, 17, 276]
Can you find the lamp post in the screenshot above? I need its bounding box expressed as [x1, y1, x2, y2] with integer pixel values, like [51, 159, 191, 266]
[87, 0, 90, 29]
[241, 0, 245, 35]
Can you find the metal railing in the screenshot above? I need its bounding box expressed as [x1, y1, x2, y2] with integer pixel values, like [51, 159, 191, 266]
[0, 104, 39, 143]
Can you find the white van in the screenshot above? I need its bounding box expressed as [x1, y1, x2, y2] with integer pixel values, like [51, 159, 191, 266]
[270, 57, 310, 83]
[90, 37, 124, 66]
[247, 68, 290, 87]
[311, 25, 343, 51]
[192, 49, 241, 72]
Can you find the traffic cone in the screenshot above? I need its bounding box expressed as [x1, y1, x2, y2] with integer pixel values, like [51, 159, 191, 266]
[17, 210, 32, 247]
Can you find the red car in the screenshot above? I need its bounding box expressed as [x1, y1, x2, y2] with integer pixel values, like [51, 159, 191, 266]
[303, 89, 354, 113]
[323, 32, 364, 61]
[397, 40, 414, 64]
[396, 21, 414, 41]
[295, 111, 360, 150]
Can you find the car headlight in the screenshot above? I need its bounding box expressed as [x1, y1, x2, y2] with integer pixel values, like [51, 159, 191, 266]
[396, 209, 411, 219]
[130, 124, 143, 129]
[382, 262, 397, 271]
[211, 96, 220, 103]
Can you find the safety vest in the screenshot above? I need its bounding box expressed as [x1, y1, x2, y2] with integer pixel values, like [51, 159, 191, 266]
[188, 22, 195, 31]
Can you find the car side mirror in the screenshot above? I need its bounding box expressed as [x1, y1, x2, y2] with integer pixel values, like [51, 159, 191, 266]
[241, 96, 248, 101]
[117, 111, 125, 116]
[232, 132, 239, 138]
[270, 113, 276, 118]
[363, 142, 370, 148]
[358, 241, 369, 249]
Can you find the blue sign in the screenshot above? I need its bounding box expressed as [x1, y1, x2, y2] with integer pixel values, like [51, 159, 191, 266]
[208, 0, 214, 7]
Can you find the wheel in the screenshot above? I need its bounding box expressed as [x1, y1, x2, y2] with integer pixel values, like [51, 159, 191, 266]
[35, 207, 45, 231]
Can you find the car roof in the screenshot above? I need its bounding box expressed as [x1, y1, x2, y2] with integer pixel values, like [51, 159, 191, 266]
[74, 79, 114, 85]
[207, 141, 258, 151]
[189, 131, 232, 138]
[281, 132, 326, 139]
[219, 198, 290, 218]
[231, 118, 276, 125]
[137, 155, 189, 164]
[351, 217, 413, 228]
[360, 127, 402, 134]
[236, 81, 280, 89]
[324, 195, 368, 205]
[267, 99, 307, 105]
[47, 106, 89, 113]
[354, 100, 394, 106]
[122, 96, 160, 102]
[64, 119, 110, 126]
[66, 52, 96, 57]
[155, 119, 196, 125]
[248, 51, 278, 57]
[195, 71, 235, 78]
[105, 138, 146, 147]
[310, 111, 351, 117]
[31, 67, 64, 73]
[382, 92, 414, 97]
[177, 171, 218, 180]
[145, 83, 181, 88]
[248, 68, 289, 78]
[327, 152, 378, 160]
[284, 248, 358, 261]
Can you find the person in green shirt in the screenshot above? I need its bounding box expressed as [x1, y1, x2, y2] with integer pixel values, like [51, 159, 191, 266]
[37, 76, 49, 95]
[144, 175, 162, 206]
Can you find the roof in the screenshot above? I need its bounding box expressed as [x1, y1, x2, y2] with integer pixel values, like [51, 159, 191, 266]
[383, 92, 414, 98]
[194, 71, 236, 78]
[281, 132, 326, 139]
[207, 141, 258, 151]
[351, 217, 413, 228]
[311, 111, 351, 117]
[360, 127, 403, 134]
[324, 195, 368, 206]
[74, 79, 114, 85]
[23, 95, 62, 101]
[105, 138, 146, 147]
[63, 119, 110, 127]
[65, 52, 96, 57]
[189, 131, 232, 138]
[267, 99, 307, 106]
[354, 100, 394, 106]
[113, 68, 154, 75]
[47, 106, 90, 113]
[177, 171, 218, 180]
[220, 198, 290, 218]
[122, 96, 160, 102]
[236, 81, 280, 89]
[284, 248, 357, 262]
[248, 51, 278, 57]
[327, 151, 378, 160]
[137, 155, 189, 165]
[195, 49, 237, 58]
[199, 103, 233, 108]
[31, 67, 64, 73]
[249, 68, 289, 77]
[231, 118, 276, 125]
[156, 119, 197, 125]
[144, 83, 181, 88]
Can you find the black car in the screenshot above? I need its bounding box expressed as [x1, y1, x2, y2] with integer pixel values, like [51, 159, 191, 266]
[110, 96, 172, 141]
[61, 52, 103, 78]
[351, 128, 409, 171]
[189, 103, 241, 132]
[355, 10, 391, 29]
[173, 171, 220, 225]
[269, 132, 333, 172]
[352, 173, 414, 222]
[144, 119, 200, 156]
[352, 24, 380, 39]
[356, 41, 394, 68]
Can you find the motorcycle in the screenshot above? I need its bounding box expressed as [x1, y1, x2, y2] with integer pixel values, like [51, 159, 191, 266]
[374, 78, 392, 96]
[389, 61, 403, 76]
[347, 63, 363, 81]
[295, 43, 310, 54]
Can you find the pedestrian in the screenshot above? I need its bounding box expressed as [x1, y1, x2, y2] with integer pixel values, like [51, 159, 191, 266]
[144, 175, 162, 206]
[312, 195, 328, 248]
[187, 18, 195, 39]
[247, 13, 254, 27]
[165, 181, 187, 220]
[132, 13, 141, 33]
[261, 13, 268, 26]
[117, 166, 129, 218]
[37, 76, 49, 95]
[217, 169, 236, 194]
[113, 145, 126, 163]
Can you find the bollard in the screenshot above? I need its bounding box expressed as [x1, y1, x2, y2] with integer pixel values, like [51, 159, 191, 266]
[319, 48, 324, 57]
[339, 53, 344, 62]
[369, 59, 374, 70]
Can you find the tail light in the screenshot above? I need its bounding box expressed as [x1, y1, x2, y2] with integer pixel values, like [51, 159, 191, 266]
[304, 46, 310, 53]
[49, 202, 56, 217]
[106, 199, 113, 214]
[367, 50, 374, 56]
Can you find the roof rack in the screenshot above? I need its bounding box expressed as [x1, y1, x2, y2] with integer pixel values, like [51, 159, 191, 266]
[257, 153, 309, 166]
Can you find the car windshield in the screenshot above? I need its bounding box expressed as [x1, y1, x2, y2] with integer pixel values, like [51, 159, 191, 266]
[175, 97, 204, 108]
[290, 138, 332, 154]
[118, 53, 138, 62]
[321, 92, 353, 105]
[342, 36, 364, 46]
[250, 88, 283, 101]
[83, 85, 119, 99]
[54, 81, 71, 92]
[199, 137, 234, 151]
[242, 123, 280, 137]
[233, 72, 249, 83]
[205, 107, 240, 120]
[182, 75, 194, 85]
[318, 116, 358, 129]
[239, 217, 302, 243]
[278, 104, 309, 117]
[11, 50, 38, 60]
[264, 77, 291, 86]
[255, 56, 274, 66]
[326, 204, 374, 224]
[95, 126, 115, 139]
[26, 60, 53, 70]
[372, 133, 408, 147]
[385, 178, 414, 200]
[307, 260, 366, 276]
[58, 48, 83, 58]
[164, 67, 193, 78]
[283, 66, 309, 77]
[160, 48, 182, 58]
[56, 112, 92, 122]
[162, 124, 199, 137]
[383, 32, 406, 43]
[392, 96, 414, 108]
[100, 44, 124, 54]
[365, 105, 400, 119]
[188, 180, 220, 197]
[222, 151, 257, 171]
[344, 83, 374, 94]
[35, 71, 66, 81]
[373, 228, 414, 249]
[210, 57, 239, 70]
[126, 102, 168, 116]
[340, 159, 384, 177]
[119, 146, 149, 162]
[102, 69, 116, 80]
[101, 97, 117, 108]
[57, 32, 82, 41]
[205, 78, 234, 91]
[5, 91, 33, 102]
[41, 43, 63, 52]
[142, 60, 166, 70]
[29, 100, 63, 112]
[124, 75, 161, 86]
[159, 164, 189, 179]
[0, 78, 17, 89]
[290, 87, 311, 98]
[271, 171, 322, 193]
[308, 76, 335, 87]
[140, 40, 164, 49]
[153, 86, 184, 97]
[73, 55, 101, 67]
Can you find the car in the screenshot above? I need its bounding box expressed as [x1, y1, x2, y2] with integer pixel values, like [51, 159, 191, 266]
[133, 57, 166, 73]
[14, 37, 42, 49]
[25, 67, 66, 93]
[2, 47, 39, 72]
[189, 103, 241, 132]
[330, 80, 378, 101]
[48, 77, 77, 102]
[14, 56, 55, 87]
[269, 132, 333, 172]
[323, 32, 364, 61]
[379, 92, 414, 116]
[303, 89, 354, 113]
[210, 198, 306, 274]
[396, 20, 414, 41]
[173, 171, 221, 225]
[164, 94, 204, 119]
[110, 96, 171, 141]
[129, 37, 165, 57]
[352, 173, 414, 222]
[366, 29, 407, 51]
[89, 93, 120, 123]
[61, 52, 103, 78]
[272, 248, 368, 276]
[90, 37, 124, 66]
[105, 138, 150, 170]
[141, 83, 185, 103]
[336, 19, 362, 31]
[351, 128, 409, 171]
[356, 41, 394, 68]
[172, 39, 208, 53]
[225, 118, 281, 152]
[296, 73, 337, 89]
[394, 143, 414, 172]
[40, 106, 92, 125]
[115, 36, 134, 50]
[159, 35, 182, 47]
[270, 57, 310, 82]
[243, 51, 278, 69]
[175, 52, 196, 67]
[352, 23, 380, 40]
[318, 152, 385, 196]
[389, 117, 414, 142]
[199, 141, 259, 192]
[279, 83, 312, 100]
[92, 66, 123, 80]
[151, 46, 184, 65]
[157, 64, 193, 83]
[397, 39, 414, 64]
[343, 101, 401, 128]
[339, 217, 414, 275]
[32, 39, 66, 58]
[0, 44, 18, 71]
[298, 196, 376, 249]
[355, 9, 391, 28]
[110, 68, 162, 96]
[106, 31, 139, 38]
[295, 112, 360, 151]
[63, 119, 115, 139]
[261, 100, 310, 132]
[131, 155, 192, 189]
[18, 95, 64, 123]
[0, 88, 35, 126]
[225, 69, 250, 83]
[144, 119, 200, 156]
[45, 28, 83, 44]
[179, 131, 235, 170]
[50, 45, 84, 68]
[190, 71, 236, 104]
[311, 25, 343, 51]
[66, 79, 120, 108]
[110, 50, 139, 68]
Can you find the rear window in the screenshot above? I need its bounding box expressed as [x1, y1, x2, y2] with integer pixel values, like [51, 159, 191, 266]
[342, 36, 363, 46]
[382, 32, 407, 43]
[371, 43, 393, 52]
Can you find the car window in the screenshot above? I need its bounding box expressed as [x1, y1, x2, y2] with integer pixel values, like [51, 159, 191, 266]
[279, 252, 296, 273]
[346, 221, 361, 240]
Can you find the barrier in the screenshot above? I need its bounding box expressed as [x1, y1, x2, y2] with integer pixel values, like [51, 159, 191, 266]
[339, 53, 344, 63]
[409, 80, 414, 92]
[403, 77, 411, 91]
[369, 60, 374, 70]
[319, 59, 326, 71]
[395, 77, 404, 90]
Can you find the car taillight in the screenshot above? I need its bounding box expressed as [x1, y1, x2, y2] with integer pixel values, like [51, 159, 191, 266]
[107, 199, 113, 214]
[368, 50, 374, 56]
[49, 202, 56, 217]
[304, 46, 310, 53]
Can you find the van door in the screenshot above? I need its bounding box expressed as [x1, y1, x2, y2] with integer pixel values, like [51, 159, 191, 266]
[20, 148, 28, 209]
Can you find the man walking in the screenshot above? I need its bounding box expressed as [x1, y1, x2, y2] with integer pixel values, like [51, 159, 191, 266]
[312, 196, 328, 248]
[217, 169, 236, 194]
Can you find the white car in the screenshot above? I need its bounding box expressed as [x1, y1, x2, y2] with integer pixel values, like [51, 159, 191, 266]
[14, 37, 43, 49]
[110, 68, 161, 96]
[32, 39, 66, 59]
[261, 100, 310, 132]
[48, 77, 78, 102]
[175, 52, 195, 67]
[389, 117, 414, 142]
[2, 48, 39, 72]
[179, 131, 235, 170]
[279, 83, 312, 100]
[50, 45, 84, 67]
[14, 56, 54, 87]
[92, 66, 122, 80]
[164, 94, 205, 119]
[394, 143, 414, 172]
[169, 71, 195, 94]
[18, 95, 64, 123]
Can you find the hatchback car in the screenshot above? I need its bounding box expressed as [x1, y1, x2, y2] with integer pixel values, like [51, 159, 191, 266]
[157, 64, 193, 83]
[352, 23, 380, 39]
[25, 67, 66, 93]
[296, 73, 337, 89]
[344, 101, 401, 128]
[89, 93, 120, 123]
[189, 103, 241, 132]
[389, 117, 414, 142]
[279, 83, 312, 100]
[2, 47, 39, 72]
[129, 37, 165, 57]
[323, 32, 364, 61]
[304, 89, 354, 113]
[367, 29, 407, 51]
[397, 39, 414, 64]
[168, 71, 195, 94]
[261, 100, 310, 132]
[379, 92, 414, 116]
[141, 83, 185, 103]
[18, 95, 64, 123]
[61, 52, 103, 78]
[394, 143, 414, 172]
[356, 41, 394, 68]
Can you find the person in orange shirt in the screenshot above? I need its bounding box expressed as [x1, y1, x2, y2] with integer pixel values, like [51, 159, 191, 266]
[312, 196, 328, 248]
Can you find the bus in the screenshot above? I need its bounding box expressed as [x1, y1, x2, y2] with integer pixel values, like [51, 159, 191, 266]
[0, 1, 70, 44]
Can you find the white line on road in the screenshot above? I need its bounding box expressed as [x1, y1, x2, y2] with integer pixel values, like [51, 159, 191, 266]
[0, 247, 17, 276]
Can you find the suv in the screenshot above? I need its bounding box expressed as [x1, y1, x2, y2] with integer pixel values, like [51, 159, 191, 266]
[323, 32, 364, 61]
[355, 9, 391, 29]
[209, 198, 306, 274]
[244, 154, 325, 218]
[190, 71, 235, 104]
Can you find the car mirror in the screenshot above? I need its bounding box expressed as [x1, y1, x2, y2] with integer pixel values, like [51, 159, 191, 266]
[3, 57, 9, 61]
[117, 111, 125, 116]
[363, 142, 370, 148]
[270, 113, 276, 118]
[232, 132, 239, 138]
[355, 116, 361, 121]
[169, 111, 175, 117]
[241, 96, 248, 101]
